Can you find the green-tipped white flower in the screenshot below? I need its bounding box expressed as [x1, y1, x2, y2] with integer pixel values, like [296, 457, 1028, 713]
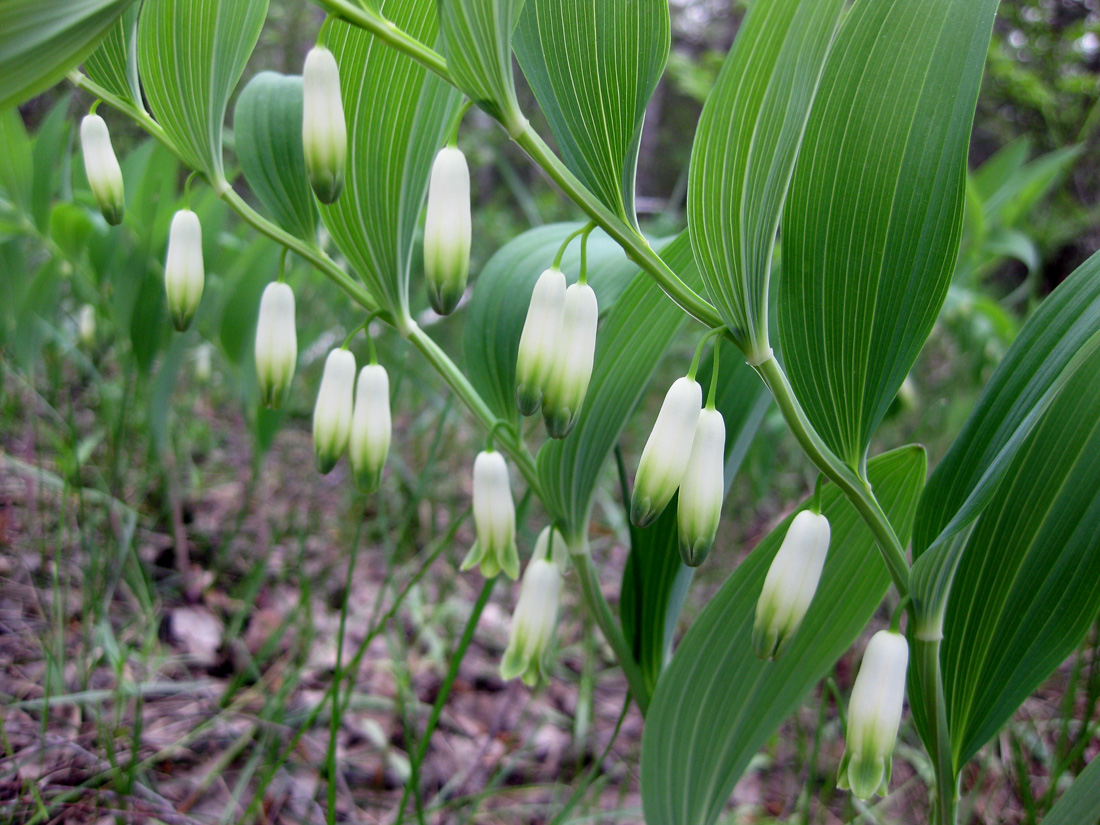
[313, 349, 356, 474]
[515, 268, 566, 416]
[838, 630, 909, 799]
[302, 46, 347, 204]
[424, 146, 471, 315]
[349, 363, 392, 493]
[753, 510, 831, 660]
[500, 529, 562, 687]
[541, 282, 598, 439]
[255, 282, 297, 409]
[78, 304, 97, 347]
[631, 377, 703, 528]
[164, 210, 204, 332]
[677, 408, 726, 567]
[461, 450, 519, 580]
[80, 114, 124, 225]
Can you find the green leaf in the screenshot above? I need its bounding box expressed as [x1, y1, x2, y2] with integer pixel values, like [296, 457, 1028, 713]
[621, 339, 771, 693]
[137, 0, 268, 181]
[1043, 757, 1100, 825]
[0, 108, 34, 212]
[234, 72, 319, 243]
[319, 8, 460, 319]
[83, 3, 141, 108]
[537, 234, 697, 537]
[218, 239, 283, 366]
[986, 144, 1083, 228]
[513, 0, 669, 229]
[972, 137, 1031, 201]
[640, 445, 926, 825]
[462, 222, 646, 427]
[438, 0, 526, 133]
[687, 0, 845, 357]
[910, 251, 1100, 771]
[778, 0, 999, 468]
[31, 93, 73, 233]
[0, 0, 136, 109]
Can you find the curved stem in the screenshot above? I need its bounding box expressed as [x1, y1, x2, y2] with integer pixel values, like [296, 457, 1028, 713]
[755, 356, 911, 599]
[404, 322, 541, 497]
[571, 548, 650, 716]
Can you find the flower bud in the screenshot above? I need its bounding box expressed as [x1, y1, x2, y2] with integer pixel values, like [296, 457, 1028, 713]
[164, 210, 204, 332]
[349, 363, 392, 493]
[501, 543, 561, 687]
[313, 349, 356, 474]
[677, 408, 726, 566]
[194, 344, 213, 384]
[838, 630, 909, 799]
[424, 146, 471, 315]
[78, 304, 96, 347]
[541, 282, 598, 439]
[515, 268, 566, 416]
[753, 510, 831, 660]
[255, 282, 298, 409]
[80, 114, 124, 225]
[461, 450, 519, 580]
[630, 377, 703, 528]
[302, 46, 347, 204]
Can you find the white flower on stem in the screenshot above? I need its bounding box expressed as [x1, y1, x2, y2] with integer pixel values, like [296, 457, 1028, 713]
[255, 282, 297, 410]
[313, 349, 356, 474]
[753, 510, 831, 660]
[515, 268, 566, 416]
[677, 408, 726, 566]
[461, 450, 519, 580]
[501, 527, 562, 686]
[424, 146, 471, 315]
[78, 304, 96, 347]
[302, 46, 347, 204]
[838, 630, 909, 800]
[541, 282, 598, 439]
[164, 210, 204, 332]
[630, 377, 703, 528]
[349, 363, 392, 493]
[80, 114, 124, 225]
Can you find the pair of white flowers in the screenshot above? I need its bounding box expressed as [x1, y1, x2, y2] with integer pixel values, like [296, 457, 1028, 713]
[311, 346, 393, 493]
[515, 268, 599, 438]
[630, 376, 726, 566]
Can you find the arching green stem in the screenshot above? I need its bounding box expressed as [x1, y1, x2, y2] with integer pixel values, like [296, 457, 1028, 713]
[552, 221, 596, 270]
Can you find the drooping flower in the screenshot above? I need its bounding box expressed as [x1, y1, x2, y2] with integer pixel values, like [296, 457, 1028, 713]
[677, 408, 726, 566]
[631, 377, 703, 528]
[541, 282, 598, 439]
[255, 282, 298, 409]
[515, 268, 566, 416]
[838, 630, 910, 799]
[501, 527, 562, 686]
[313, 349, 356, 474]
[80, 114, 124, 225]
[423, 146, 471, 315]
[302, 46, 347, 204]
[753, 510, 831, 660]
[461, 450, 519, 580]
[349, 363, 392, 493]
[78, 304, 97, 347]
[164, 210, 205, 332]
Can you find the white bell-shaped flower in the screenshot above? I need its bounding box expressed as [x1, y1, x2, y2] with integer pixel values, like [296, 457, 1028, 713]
[254, 282, 298, 410]
[78, 304, 97, 347]
[461, 450, 519, 580]
[753, 510, 831, 660]
[515, 268, 566, 416]
[80, 114, 124, 225]
[631, 377, 703, 528]
[838, 630, 909, 799]
[349, 363, 392, 493]
[164, 210, 204, 332]
[541, 282, 598, 439]
[501, 529, 562, 687]
[423, 146, 471, 315]
[313, 349, 356, 474]
[302, 46, 347, 204]
[677, 408, 726, 566]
